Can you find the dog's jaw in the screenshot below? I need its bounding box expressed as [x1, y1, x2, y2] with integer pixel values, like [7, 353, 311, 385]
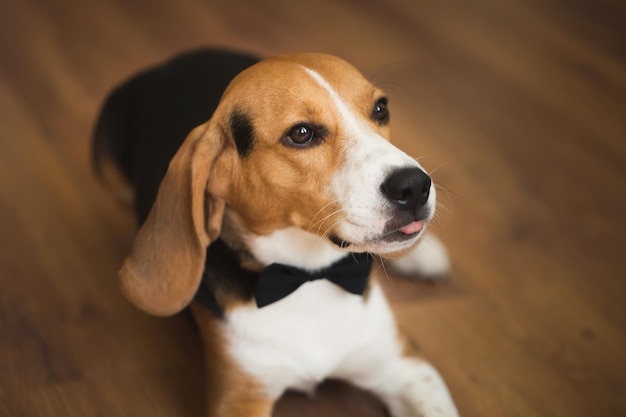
[245, 227, 347, 271]
[329, 168, 437, 255]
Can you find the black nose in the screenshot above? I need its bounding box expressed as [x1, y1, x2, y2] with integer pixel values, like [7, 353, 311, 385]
[381, 167, 432, 210]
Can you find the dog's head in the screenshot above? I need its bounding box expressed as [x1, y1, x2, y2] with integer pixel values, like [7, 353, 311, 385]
[121, 53, 436, 315]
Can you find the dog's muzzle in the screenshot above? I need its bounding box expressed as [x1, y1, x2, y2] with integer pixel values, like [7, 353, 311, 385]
[380, 167, 432, 242]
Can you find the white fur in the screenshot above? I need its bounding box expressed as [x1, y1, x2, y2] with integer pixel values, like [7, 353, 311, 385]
[247, 227, 347, 271]
[388, 232, 451, 278]
[224, 280, 392, 397]
[224, 278, 458, 417]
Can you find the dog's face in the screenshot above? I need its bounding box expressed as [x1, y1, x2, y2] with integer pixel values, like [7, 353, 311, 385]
[217, 54, 435, 255]
[121, 53, 436, 315]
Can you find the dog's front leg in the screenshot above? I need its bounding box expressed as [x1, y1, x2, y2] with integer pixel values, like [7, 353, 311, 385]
[375, 355, 459, 417]
[191, 304, 277, 417]
[332, 286, 459, 417]
[344, 353, 459, 417]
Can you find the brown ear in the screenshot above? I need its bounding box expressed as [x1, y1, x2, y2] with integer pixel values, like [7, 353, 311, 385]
[120, 121, 233, 316]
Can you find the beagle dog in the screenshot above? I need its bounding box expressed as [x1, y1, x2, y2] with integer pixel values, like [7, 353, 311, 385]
[93, 49, 458, 417]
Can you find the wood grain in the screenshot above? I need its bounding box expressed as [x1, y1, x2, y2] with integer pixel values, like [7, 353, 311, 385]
[0, 0, 624, 416]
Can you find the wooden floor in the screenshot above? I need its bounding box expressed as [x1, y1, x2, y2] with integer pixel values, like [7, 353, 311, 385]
[1, 0, 625, 416]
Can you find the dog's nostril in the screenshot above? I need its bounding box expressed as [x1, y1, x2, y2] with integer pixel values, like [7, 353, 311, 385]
[381, 167, 431, 210]
[401, 189, 412, 203]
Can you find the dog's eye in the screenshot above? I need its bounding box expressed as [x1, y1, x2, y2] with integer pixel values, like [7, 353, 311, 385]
[290, 125, 314, 143]
[282, 123, 328, 148]
[372, 98, 389, 124]
[283, 124, 318, 147]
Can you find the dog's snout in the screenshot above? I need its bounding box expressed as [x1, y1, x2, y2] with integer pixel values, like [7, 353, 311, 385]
[381, 168, 431, 210]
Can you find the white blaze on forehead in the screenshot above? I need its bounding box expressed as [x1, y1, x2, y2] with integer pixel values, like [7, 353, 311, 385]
[302, 67, 367, 138]
[300, 66, 415, 165]
[301, 66, 416, 177]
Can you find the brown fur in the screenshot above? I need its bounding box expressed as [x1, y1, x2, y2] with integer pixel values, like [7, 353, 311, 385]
[119, 122, 236, 316]
[215, 54, 391, 237]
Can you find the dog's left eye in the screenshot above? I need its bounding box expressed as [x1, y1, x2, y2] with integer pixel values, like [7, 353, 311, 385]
[372, 98, 389, 124]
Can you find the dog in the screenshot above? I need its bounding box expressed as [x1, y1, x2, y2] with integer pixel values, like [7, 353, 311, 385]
[93, 49, 459, 417]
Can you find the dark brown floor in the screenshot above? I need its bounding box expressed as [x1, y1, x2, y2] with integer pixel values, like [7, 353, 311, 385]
[1, 0, 625, 416]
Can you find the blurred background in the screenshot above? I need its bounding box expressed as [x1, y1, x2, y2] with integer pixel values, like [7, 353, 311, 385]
[0, 0, 624, 416]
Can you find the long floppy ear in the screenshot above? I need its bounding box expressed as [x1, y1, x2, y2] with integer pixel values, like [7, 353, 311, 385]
[120, 121, 233, 316]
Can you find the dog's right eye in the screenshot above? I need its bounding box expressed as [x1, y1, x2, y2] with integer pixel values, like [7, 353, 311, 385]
[289, 125, 315, 144]
[282, 123, 326, 148]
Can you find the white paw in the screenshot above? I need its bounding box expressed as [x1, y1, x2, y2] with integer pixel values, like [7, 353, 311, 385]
[388, 233, 450, 279]
[384, 360, 460, 417]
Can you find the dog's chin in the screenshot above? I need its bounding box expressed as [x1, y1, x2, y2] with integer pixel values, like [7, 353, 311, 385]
[330, 220, 426, 255]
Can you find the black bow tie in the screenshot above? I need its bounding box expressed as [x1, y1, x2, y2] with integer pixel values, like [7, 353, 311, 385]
[255, 252, 373, 308]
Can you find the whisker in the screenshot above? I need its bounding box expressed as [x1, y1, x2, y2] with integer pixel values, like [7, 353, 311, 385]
[412, 155, 431, 164]
[313, 208, 346, 235]
[377, 255, 395, 288]
[427, 159, 453, 176]
[430, 215, 444, 228]
[435, 185, 455, 204]
[435, 201, 454, 215]
[434, 184, 468, 203]
[306, 199, 341, 229]
[368, 62, 404, 84]
[319, 218, 343, 242]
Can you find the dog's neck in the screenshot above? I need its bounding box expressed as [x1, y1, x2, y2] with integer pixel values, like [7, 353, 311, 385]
[246, 227, 349, 271]
[221, 209, 348, 272]
[198, 211, 370, 317]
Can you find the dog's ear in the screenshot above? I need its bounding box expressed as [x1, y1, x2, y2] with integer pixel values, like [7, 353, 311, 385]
[120, 121, 234, 316]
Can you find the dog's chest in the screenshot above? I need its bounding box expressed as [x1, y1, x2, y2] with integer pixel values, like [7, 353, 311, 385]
[220, 279, 396, 396]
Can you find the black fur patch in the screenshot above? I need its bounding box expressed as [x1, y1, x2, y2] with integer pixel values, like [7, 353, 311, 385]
[195, 238, 258, 318]
[229, 109, 255, 157]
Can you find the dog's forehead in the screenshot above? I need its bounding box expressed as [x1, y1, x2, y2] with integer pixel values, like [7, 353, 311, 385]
[278, 53, 373, 91]
[221, 54, 376, 112]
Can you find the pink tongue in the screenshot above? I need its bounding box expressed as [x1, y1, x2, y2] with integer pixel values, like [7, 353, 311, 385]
[399, 220, 424, 235]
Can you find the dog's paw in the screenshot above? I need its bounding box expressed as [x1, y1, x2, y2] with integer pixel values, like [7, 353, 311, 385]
[388, 232, 451, 280]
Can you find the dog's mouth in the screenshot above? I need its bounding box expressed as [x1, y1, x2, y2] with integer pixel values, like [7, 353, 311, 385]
[384, 219, 425, 240]
[329, 218, 426, 252]
[399, 219, 425, 235]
